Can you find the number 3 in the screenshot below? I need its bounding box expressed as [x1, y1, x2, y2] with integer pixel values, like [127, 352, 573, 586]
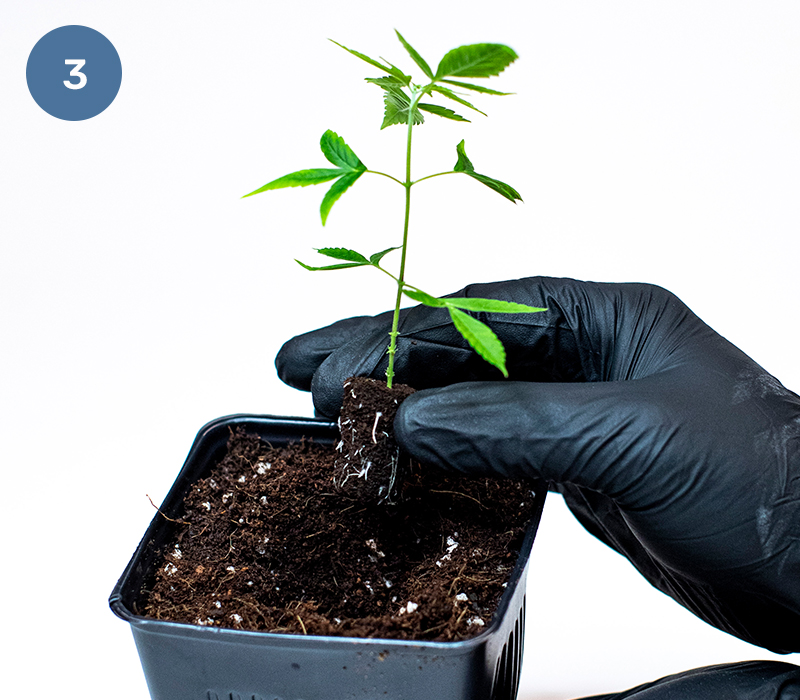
[64, 59, 87, 90]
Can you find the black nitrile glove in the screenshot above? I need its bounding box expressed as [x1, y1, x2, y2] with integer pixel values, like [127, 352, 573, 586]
[577, 661, 800, 700]
[276, 276, 800, 654]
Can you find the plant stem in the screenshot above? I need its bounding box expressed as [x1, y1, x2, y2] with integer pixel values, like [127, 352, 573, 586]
[366, 169, 405, 186]
[385, 86, 423, 388]
[411, 170, 458, 185]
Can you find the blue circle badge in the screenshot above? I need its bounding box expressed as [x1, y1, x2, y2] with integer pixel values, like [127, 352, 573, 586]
[27, 25, 122, 121]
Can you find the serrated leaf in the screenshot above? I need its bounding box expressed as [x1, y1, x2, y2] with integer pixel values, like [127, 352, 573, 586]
[444, 297, 546, 313]
[403, 288, 447, 307]
[418, 103, 470, 122]
[382, 60, 413, 84]
[296, 259, 369, 271]
[441, 79, 513, 95]
[453, 139, 474, 172]
[453, 140, 522, 202]
[315, 247, 369, 263]
[320, 130, 365, 171]
[329, 39, 389, 71]
[448, 307, 508, 377]
[381, 88, 424, 129]
[320, 171, 364, 225]
[435, 43, 518, 79]
[465, 172, 522, 202]
[242, 168, 345, 198]
[430, 85, 486, 116]
[395, 29, 434, 79]
[369, 246, 402, 265]
[330, 39, 411, 84]
[366, 76, 407, 89]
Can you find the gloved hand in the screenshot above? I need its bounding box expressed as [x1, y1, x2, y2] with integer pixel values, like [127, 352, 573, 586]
[276, 276, 800, 654]
[576, 661, 800, 699]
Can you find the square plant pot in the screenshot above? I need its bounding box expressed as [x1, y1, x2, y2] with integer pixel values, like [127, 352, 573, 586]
[110, 414, 547, 700]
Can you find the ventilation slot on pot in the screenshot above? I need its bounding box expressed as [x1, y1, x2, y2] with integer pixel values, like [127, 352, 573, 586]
[490, 595, 526, 700]
[206, 692, 268, 700]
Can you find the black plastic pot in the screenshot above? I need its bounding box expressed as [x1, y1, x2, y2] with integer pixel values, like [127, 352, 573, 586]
[110, 414, 547, 700]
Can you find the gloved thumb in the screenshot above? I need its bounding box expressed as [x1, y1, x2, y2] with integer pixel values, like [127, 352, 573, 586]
[393, 373, 724, 512]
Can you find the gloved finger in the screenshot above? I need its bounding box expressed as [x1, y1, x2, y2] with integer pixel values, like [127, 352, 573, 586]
[305, 291, 564, 417]
[393, 371, 763, 543]
[573, 661, 800, 700]
[278, 276, 719, 416]
[393, 378, 679, 493]
[294, 276, 588, 416]
[307, 303, 492, 417]
[275, 313, 391, 391]
[276, 275, 576, 403]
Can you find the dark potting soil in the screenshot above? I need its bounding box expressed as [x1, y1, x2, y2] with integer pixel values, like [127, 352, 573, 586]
[144, 378, 538, 642]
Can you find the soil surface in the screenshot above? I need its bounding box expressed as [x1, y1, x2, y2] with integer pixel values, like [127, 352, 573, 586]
[143, 380, 538, 642]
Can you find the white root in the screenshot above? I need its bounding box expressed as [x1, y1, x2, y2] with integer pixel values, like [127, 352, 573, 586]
[371, 412, 383, 444]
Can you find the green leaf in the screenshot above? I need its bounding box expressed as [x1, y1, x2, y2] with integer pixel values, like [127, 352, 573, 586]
[440, 78, 513, 95]
[383, 60, 413, 84]
[320, 171, 364, 225]
[366, 76, 407, 89]
[320, 130, 365, 171]
[296, 260, 369, 271]
[404, 287, 544, 312]
[453, 139, 474, 172]
[402, 290, 531, 375]
[448, 307, 508, 377]
[453, 140, 522, 203]
[466, 172, 522, 202]
[381, 87, 424, 129]
[430, 85, 487, 116]
[242, 168, 345, 198]
[315, 247, 369, 263]
[395, 29, 434, 79]
[330, 39, 411, 84]
[418, 103, 469, 122]
[369, 246, 402, 265]
[403, 288, 447, 307]
[242, 131, 365, 200]
[444, 297, 546, 313]
[435, 43, 518, 79]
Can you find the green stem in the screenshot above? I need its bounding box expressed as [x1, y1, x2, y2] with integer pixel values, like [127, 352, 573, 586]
[372, 265, 425, 296]
[385, 86, 423, 388]
[372, 264, 399, 283]
[366, 169, 405, 186]
[411, 170, 458, 185]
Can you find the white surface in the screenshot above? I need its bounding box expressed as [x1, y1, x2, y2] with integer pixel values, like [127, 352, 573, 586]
[1, 2, 797, 699]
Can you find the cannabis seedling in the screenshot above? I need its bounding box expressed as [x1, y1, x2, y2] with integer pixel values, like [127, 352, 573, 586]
[244, 31, 545, 386]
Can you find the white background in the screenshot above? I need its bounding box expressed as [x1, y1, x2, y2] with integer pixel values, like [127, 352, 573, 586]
[2, 2, 798, 699]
